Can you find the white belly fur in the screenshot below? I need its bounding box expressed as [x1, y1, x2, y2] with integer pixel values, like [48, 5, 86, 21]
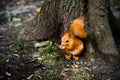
[69, 50, 78, 55]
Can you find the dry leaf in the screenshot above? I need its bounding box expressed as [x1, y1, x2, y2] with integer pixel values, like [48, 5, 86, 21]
[5, 72, 11, 76]
[71, 63, 78, 68]
[36, 7, 41, 13]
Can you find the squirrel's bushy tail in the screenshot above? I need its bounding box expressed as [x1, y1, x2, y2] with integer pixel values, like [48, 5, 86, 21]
[70, 16, 87, 39]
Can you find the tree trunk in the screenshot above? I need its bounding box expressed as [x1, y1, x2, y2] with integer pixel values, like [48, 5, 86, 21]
[87, 0, 120, 79]
[88, 0, 119, 61]
[109, 0, 120, 31]
[19, 0, 120, 79]
[20, 0, 84, 43]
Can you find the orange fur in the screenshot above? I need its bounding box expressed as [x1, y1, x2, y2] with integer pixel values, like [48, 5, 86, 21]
[70, 16, 87, 39]
[60, 17, 87, 60]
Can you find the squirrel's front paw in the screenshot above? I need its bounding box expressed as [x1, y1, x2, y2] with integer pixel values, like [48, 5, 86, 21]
[59, 45, 65, 49]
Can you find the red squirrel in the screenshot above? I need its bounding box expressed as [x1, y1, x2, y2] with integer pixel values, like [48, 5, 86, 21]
[60, 17, 87, 60]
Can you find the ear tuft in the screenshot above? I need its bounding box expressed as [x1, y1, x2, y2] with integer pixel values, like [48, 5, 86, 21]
[80, 16, 84, 20]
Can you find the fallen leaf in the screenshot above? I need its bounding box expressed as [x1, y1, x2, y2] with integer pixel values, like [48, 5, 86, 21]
[36, 7, 41, 13]
[12, 17, 21, 22]
[5, 72, 11, 76]
[27, 74, 33, 80]
[71, 62, 78, 68]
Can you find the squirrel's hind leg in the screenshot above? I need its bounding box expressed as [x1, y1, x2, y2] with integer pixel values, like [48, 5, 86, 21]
[65, 54, 71, 59]
[73, 55, 79, 60]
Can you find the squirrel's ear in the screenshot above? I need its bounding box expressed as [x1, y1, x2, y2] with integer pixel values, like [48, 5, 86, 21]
[63, 31, 67, 34]
[77, 16, 84, 23]
[80, 16, 84, 20]
[63, 31, 69, 34]
[62, 31, 68, 37]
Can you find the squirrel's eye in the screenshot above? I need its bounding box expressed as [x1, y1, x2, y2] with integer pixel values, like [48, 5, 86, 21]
[66, 40, 69, 42]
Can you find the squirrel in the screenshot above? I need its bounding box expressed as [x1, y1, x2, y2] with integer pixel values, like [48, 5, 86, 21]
[59, 16, 87, 60]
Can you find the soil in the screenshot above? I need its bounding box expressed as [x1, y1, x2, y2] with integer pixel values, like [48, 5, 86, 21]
[0, 0, 45, 80]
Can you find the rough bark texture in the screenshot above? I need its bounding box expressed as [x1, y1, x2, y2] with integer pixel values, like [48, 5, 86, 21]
[88, 0, 119, 61]
[20, 0, 60, 41]
[109, 0, 120, 31]
[87, 0, 120, 79]
[20, 0, 84, 43]
[19, 0, 120, 79]
[58, 0, 84, 31]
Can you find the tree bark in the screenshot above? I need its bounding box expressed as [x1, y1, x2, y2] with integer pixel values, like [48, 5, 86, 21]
[87, 0, 120, 79]
[20, 0, 84, 43]
[19, 0, 120, 79]
[88, 0, 119, 61]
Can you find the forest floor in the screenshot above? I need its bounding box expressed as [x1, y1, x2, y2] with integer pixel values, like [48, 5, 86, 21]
[0, 0, 120, 80]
